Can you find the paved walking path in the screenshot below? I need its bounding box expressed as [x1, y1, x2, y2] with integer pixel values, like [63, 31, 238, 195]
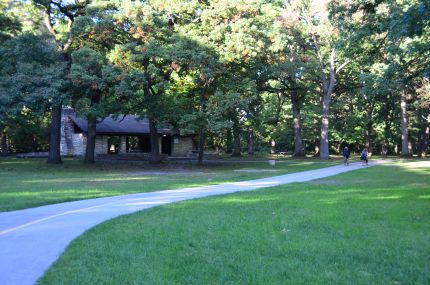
[0, 161, 380, 285]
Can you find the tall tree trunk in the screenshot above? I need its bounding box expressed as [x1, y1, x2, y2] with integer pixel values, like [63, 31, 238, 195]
[319, 49, 336, 159]
[382, 95, 392, 155]
[197, 92, 208, 164]
[420, 113, 430, 157]
[197, 129, 205, 165]
[291, 88, 304, 157]
[226, 129, 233, 154]
[43, 8, 68, 165]
[247, 128, 254, 155]
[84, 116, 97, 164]
[47, 104, 62, 164]
[319, 95, 331, 159]
[32, 135, 38, 152]
[320, 100, 330, 159]
[84, 95, 102, 164]
[1, 127, 7, 156]
[365, 106, 374, 155]
[400, 90, 410, 156]
[149, 118, 161, 163]
[231, 121, 242, 157]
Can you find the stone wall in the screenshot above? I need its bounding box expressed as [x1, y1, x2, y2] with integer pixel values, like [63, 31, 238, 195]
[60, 110, 193, 157]
[95, 136, 109, 155]
[60, 116, 85, 156]
[119, 136, 126, 154]
[172, 136, 194, 156]
[60, 114, 110, 156]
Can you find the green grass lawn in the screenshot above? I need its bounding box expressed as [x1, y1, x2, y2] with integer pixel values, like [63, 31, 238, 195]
[0, 157, 337, 212]
[38, 162, 430, 285]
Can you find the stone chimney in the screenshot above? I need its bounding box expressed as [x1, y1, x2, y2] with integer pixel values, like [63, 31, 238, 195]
[62, 107, 76, 116]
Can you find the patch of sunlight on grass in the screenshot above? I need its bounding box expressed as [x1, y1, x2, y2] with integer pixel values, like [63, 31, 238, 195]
[388, 161, 430, 169]
[319, 199, 339, 205]
[418, 195, 430, 199]
[358, 195, 402, 201]
[407, 169, 430, 175]
[2, 189, 117, 196]
[318, 194, 403, 205]
[392, 167, 430, 176]
[218, 197, 277, 204]
[23, 177, 151, 183]
[0, 160, 32, 165]
[323, 189, 364, 195]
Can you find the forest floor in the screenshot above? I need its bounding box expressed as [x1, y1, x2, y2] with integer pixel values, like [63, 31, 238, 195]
[37, 161, 430, 285]
[0, 157, 339, 212]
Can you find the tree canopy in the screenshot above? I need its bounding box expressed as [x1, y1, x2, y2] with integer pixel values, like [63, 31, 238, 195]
[0, 0, 428, 160]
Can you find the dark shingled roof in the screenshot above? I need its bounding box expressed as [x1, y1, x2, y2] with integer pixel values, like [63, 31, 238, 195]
[69, 114, 172, 135]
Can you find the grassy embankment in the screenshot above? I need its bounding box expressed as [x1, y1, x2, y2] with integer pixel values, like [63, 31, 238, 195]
[39, 162, 430, 284]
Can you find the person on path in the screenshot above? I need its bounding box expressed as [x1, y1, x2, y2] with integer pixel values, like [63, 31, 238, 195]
[360, 148, 369, 166]
[342, 146, 350, 166]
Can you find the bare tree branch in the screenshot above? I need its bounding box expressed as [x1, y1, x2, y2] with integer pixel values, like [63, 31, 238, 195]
[51, 1, 75, 21]
[337, 58, 351, 73]
[43, 6, 57, 39]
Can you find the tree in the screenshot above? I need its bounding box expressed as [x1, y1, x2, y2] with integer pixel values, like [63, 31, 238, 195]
[174, 50, 220, 164]
[70, 47, 119, 163]
[416, 78, 430, 157]
[299, 1, 350, 159]
[107, 2, 177, 163]
[207, 79, 257, 157]
[0, 33, 66, 156]
[33, 0, 89, 164]
[257, 14, 318, 157]
[331, 0, 430, 157]
[0, 0, 22, 155]
[198, 0, 283, 156]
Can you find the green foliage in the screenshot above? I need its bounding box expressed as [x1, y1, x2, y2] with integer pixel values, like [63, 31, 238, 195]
[6, 111, 50, 152]
[0, 33, 67, 149]
[71, 47, 120, 120]
[0, 34, 66, 108]
[329, 0, 430, 154]
[0, 0, 21, 43]
[1, 0, 429, 156]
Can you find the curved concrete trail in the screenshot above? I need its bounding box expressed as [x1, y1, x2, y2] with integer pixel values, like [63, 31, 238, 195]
[0, 161, 379, 285]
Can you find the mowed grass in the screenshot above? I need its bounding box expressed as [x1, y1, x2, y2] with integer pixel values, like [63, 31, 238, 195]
[0, 157, 337, 212]
[38, 163, 430, 284]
